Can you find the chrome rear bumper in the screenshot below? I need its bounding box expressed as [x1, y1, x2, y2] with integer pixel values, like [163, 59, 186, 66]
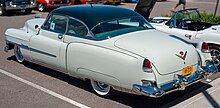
[132, 61, 218, 98]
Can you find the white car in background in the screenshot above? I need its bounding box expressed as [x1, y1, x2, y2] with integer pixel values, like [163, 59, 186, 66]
[150, 8, 220, 68]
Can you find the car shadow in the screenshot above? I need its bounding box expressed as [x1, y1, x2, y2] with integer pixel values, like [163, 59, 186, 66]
[7, 55, 214, 108]
[2, 11, 37, 17]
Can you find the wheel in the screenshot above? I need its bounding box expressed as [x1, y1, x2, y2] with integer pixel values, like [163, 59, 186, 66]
[25, 9, 32, 14]
[14, 45, 25, 63]
[37, 4, 45, 12]
[90, 79, 113, 97]
[209, 45, 220, 68]
[0, 6, 5, 16]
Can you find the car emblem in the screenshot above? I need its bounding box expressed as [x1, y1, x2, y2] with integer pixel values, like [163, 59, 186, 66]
[175, 51, 187, 60]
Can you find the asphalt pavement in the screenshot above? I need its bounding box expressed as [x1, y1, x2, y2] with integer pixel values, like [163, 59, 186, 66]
[0, 1, 220, 108]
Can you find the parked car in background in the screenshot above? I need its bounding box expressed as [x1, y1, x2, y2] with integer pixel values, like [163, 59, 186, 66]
[4, 5, 216, 98]
[0, 0, 36, 15]
[36, 0, 75, 12]
[36, 0, 120, 12]
[122, 0, 165, 3]
[150, 8, 220, 68]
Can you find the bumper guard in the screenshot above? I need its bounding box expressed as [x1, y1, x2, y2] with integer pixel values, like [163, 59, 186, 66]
[132, 61, 218, 98]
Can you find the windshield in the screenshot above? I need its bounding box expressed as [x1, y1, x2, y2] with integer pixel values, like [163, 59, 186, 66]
[91, 16, 153, 40]
[175, 9, 200, 21]
[165, 9, 201, 28]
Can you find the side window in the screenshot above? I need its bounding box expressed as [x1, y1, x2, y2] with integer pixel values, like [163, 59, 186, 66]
[43, 14, 67, 34]
[66, 18, 88, 38]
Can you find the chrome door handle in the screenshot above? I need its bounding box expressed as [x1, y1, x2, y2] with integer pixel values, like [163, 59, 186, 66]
[58, 34, 63, 39]
[185, 34, 192, 39]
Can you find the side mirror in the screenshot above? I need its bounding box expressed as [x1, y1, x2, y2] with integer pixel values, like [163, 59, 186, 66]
[35, 25, 40, 35]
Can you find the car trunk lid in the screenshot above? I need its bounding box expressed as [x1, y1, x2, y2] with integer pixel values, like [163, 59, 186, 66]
[114, 30, 198, 75]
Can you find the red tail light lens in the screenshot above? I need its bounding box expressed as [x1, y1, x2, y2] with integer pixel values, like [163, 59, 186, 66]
[143, 59, 152, 68]
[143, 59, 153, 72]
[202, 42, 209, 53]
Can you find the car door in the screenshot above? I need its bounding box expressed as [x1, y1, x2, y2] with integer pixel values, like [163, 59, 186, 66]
[30, 14, 68, 69]
[163, 23, 197, 40]
[63, 17, 91, 73]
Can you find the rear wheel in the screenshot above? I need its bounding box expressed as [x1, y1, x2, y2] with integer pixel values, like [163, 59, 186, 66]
[90, 79, 113, 97]
[209, 45, 220, 68]
[14, 45, 25, 63]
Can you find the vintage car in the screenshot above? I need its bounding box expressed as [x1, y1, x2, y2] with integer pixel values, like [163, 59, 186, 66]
[150, 8, 220, 68]
[0, 0, 36, 15]
[4, 5, 216, 97]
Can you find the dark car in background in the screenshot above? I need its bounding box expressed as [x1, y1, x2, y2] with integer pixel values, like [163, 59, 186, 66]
[0, 0, 36, 15]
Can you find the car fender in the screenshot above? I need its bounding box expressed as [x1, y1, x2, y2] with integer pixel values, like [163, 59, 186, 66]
[66, 42, 156, 90]
[76, 68, 121, 90]
[5, 28, 32, 61]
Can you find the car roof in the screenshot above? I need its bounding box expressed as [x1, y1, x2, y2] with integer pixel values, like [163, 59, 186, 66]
[51, 4, 141, 29]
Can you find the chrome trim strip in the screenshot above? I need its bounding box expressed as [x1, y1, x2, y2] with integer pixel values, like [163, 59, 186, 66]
[6, 40, 57, 58]
[29, 47, 57, 58]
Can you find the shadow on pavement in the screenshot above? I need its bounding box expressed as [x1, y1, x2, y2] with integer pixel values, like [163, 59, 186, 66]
[7, 55, 214, 108]
[1, 11, 37, 17]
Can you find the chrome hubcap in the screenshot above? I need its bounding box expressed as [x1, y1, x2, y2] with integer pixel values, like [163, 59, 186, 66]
[14, 45, 24, 63]
[91, 80, 110, 96]
[210, 49, 220, 67]
[38, 4, 44, 11]
[96, 81, 109, 90]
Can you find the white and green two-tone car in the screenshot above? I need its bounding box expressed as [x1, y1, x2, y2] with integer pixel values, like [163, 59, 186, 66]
[4, 5, 216, 98]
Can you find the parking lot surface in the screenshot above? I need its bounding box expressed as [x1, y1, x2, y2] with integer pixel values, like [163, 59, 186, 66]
[0, 1, 220, 108]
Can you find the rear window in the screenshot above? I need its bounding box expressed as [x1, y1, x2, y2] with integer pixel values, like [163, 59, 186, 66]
[91, 16, 153, 40]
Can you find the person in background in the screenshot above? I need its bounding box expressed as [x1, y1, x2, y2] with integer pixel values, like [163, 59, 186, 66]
[171, 0, 186, 12]
[134, 0, 157, 21]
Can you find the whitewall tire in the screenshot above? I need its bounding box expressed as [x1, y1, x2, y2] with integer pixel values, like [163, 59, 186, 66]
[90, 79, 113, 97]
[14, 45, 25, 63]
[0, 6, 5, 16]
[38, 4, 45, 12]
[209, 45, 220, 68]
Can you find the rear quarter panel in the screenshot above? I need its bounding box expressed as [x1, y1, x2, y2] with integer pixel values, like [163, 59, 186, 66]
[66, 41, 156, 90]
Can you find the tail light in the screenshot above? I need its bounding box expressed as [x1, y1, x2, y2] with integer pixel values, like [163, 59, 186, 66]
[202, 42, 210, 53]
[143, 59, 153, 73]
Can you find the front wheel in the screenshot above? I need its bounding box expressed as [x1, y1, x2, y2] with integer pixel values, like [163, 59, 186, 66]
[209, 45, 220, 68]
[14, 45, 25, 63]
[0, 6, 5, 16]
[37, 4, 45, 12]
[90, 79, 114, 97]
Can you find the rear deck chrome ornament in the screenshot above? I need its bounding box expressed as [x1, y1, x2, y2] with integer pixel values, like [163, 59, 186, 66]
[175, 51, 187, 60]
